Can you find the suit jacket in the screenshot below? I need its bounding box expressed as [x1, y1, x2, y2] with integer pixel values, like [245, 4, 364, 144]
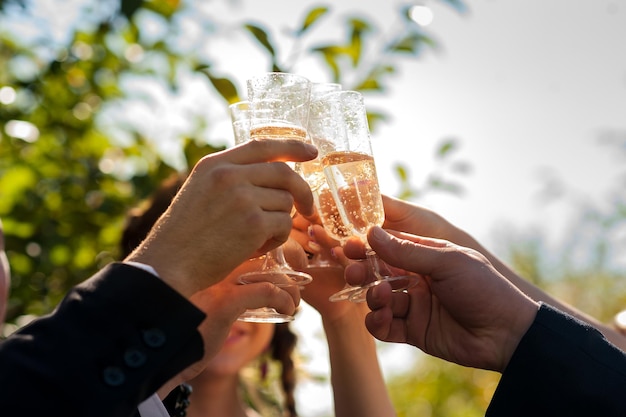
[487, 303, 626, 416]
[0, 263, 206, 417]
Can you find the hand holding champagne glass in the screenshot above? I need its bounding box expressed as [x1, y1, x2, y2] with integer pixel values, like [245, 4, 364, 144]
[310, 90, 418, 302]
[227, 72, 314, 322]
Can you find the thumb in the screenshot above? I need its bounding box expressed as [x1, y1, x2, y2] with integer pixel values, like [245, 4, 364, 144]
[367, 226, 447, 278]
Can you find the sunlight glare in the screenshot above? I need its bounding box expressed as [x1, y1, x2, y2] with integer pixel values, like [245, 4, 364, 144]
[409, 4, 434, 27]
[0, 86, 16, 105]
[616, 310, 626, 330]
[5, 120, 39, 143]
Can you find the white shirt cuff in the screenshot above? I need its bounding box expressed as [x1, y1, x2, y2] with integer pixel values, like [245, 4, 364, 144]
[123, 261, 160, 278]
[137, 393, 170, 417]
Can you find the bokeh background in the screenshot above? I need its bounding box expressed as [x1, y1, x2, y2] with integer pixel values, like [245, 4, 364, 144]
[1, 0, 625, 416]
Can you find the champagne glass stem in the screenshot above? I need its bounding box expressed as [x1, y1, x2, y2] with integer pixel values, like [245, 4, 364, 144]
[347, 246, 416, 303]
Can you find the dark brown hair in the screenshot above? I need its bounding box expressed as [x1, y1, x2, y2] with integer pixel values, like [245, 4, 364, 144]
[120, 172, 298, 417]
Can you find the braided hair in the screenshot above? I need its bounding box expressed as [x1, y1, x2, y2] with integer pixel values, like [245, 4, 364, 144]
[270, 323, 298, 417]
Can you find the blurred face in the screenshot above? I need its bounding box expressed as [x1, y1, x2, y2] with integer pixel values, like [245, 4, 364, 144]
[200, 258, 276, 377]
[202, 319, 275, 376]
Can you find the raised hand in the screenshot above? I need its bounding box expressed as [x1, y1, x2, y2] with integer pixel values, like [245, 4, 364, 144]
[126, 139, 317, 297]
[344, 226, 539, 373]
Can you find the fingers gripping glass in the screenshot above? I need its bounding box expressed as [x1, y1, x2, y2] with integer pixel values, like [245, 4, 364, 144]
[229, 73, 313, 322]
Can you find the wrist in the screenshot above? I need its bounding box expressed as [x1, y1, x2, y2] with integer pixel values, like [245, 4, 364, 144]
[322, 303, 369, 332]
[125, 251, 198, 298]
[500, 298, 540, 371]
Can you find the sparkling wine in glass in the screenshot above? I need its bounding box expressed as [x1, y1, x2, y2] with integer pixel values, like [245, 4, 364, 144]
[297, 82, 346, 274]
[311, 90, 417, 302]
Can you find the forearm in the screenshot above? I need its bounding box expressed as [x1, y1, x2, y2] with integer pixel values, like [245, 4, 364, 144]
[323, 305, 396, 417]
[445, 226, 626, 350]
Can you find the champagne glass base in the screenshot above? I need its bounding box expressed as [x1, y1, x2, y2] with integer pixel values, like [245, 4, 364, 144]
[238, 269, 313, 287]
[237, 308, 295, 323]
[328, 275, 419, 303]
[237, 267, 312, 323]
[328, 284, 366, 302]
[348, 275, 419, 303]
[305, 265, 344, 276]
[304, 249, 344, 273]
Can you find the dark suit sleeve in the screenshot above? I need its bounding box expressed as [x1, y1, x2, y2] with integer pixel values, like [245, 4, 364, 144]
[487, 303, 626, 416]
[0, 262, 206, 417]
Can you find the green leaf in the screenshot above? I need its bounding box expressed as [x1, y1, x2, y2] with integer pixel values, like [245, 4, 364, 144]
[120, 0, 144, 21]
[211, 76, 239, 104]
[436, 139, 457, 159]
[296, 6, 330, 35]
[142, 0, 182, 18]
[395, 164, 408, 182]
[271, 62, 284, 73]
[196, 65, 240, 104]
[311, 46, 343, 81]
[387, 33, 437, 54]
[0, 165, 38, 213]
[366, 110, 387, 132]
[354, 77, 381, 91]
[428, 175, 464, 195]
[182, 138, 225, 170]
[244, 24, 276, 58]
[348, 18, 370, 66]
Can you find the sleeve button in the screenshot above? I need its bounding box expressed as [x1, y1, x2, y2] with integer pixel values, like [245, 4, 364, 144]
[142, 328, 166, 348]
[124, 348, 147, 368]
[102, 366, 126, 386]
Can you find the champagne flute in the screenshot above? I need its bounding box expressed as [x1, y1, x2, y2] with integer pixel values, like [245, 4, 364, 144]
[230, 100, 304, 323]
[298, 82, 346, 274]
[229, 72, 313, 322]
[307, 91, 366, 301]
[310, 90, 418, 302]
[244, 73, 314, 287]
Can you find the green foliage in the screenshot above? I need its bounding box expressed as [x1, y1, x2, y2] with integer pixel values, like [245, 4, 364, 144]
[504, 178, 626, 325]
[196, 65, 241, 103]
[395, 138, 471, 201]
[388, 357, 499, 417]
[244, 24, 278, 62]
[0, 2, 217, 319]
[295, 6, 330, 35]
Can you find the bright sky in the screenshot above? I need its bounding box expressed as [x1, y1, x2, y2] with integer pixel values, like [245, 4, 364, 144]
[3, 1, 626, 416]
[369, 0, 626, 252]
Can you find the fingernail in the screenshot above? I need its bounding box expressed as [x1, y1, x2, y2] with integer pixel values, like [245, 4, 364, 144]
[304, 144, 318, 155]
[307, 240, 321, 253]
[370, 226, 387, 242]
[307, 225, 315, 238]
